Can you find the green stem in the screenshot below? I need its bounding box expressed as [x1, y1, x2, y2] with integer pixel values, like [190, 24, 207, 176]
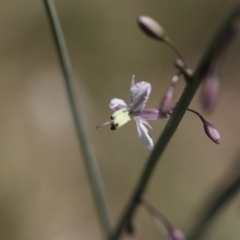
[42, 0, 112, 236]
[187, 173, 240, 240]
[109, 5, 240, 240]
[164, 36, 188, 68]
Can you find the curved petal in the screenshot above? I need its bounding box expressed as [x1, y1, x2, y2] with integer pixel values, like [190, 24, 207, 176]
[130, 79, 152, 111]
[109, 98, 127, 111]
[136, 108, 167, 120]
[136, 117, 153, 129]
[135, 117, 154, 150]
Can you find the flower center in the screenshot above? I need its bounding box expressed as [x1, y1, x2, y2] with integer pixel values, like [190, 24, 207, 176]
[110, 108, 133, 130]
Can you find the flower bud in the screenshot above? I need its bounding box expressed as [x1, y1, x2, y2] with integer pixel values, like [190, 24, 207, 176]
[159, 86, 174, 114]
[137, 16, 165, 41]
[201, 75, 220, 112]
[204, 122, 220, 144]
[170, 229, 186, 240]
[174, 58, 185, 70]
[159, 75, 179, 114]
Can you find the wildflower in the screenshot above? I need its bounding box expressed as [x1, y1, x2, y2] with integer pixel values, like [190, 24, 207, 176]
[96, 76, 165, 150]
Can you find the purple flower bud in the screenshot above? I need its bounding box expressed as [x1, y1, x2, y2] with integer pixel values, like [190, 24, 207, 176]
[204, 122, 220, 144]
[201, 75, 220, 112]
[159, 88, 174, 114]
[137, 16, 165, 41]
[170, 229, 186, 240]
[160, 74, 179, 114]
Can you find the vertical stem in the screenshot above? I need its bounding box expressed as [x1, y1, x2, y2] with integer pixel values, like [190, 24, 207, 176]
[42, 0, 112, 236]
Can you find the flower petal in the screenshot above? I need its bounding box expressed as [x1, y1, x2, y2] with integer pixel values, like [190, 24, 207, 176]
[137, 117, 153, 129]
[135, 117, 154, 150]
[109, 98, 127, 111]
[130, 78, 151, 111]
[131, 75, 136, 88]
[130, 75, 135, 104]
[136, 108, 166, 120]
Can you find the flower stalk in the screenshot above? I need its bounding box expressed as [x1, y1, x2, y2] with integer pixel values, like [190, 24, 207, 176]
[186, 108, 220, 144]
[141, 197, 185, 240]
[109, 6, 240, 240]
[42, 0, 112, 236]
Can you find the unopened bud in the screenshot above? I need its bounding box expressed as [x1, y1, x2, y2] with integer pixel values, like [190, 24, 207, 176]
[160, 75, 179, 114]
[160, 86, 174, 114]
[186, 108, 221, 144]
[170, 229, 186, 240]
[137, 16, 165, 41]
[174, 58, 185, 70]
[204, 122, 220, 144]
[201, 75, 220, 112]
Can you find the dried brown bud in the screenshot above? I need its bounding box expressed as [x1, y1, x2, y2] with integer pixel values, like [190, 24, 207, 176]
[201, 75, 220, 112]
[204, 122, 220, 144]
[137, 16, 165, 41]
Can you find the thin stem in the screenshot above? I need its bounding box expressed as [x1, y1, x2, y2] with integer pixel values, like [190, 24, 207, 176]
[186, 108, 206, 123]
[109, 5, 240, 240]
[142, 197, 166, 222]
[164, 36, 188, 68]
[42, 0, 112, 236]
[187, 173, 240, 240]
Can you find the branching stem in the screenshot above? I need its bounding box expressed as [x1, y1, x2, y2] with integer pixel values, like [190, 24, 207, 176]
[109, 5, 240, 240]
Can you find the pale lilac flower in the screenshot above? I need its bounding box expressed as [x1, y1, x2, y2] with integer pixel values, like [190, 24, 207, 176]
[96, 76, 165, 150]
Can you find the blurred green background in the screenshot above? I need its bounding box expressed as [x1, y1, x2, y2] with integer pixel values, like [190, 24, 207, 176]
[1, 0, 240, 239]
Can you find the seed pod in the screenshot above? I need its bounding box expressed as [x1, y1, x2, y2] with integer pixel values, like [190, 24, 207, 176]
[137, 16, 165, 41]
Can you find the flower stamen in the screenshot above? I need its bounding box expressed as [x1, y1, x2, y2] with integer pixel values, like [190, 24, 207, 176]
[110, 108, 131, 130]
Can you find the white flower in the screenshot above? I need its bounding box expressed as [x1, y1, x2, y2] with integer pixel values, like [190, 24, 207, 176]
[96, 76, 165, 150]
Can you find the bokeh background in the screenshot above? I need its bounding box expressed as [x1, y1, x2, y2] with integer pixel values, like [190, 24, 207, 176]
[1, 0, 240, 239]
